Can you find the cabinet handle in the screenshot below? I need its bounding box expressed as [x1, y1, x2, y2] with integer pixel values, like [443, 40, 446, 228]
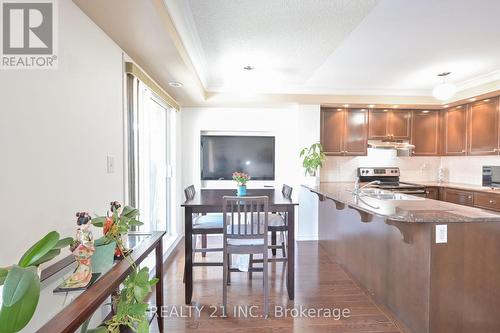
[468, 196, 473, 199]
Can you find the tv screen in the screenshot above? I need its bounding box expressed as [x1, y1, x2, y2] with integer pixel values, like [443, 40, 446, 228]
[201, 135, 275, 180]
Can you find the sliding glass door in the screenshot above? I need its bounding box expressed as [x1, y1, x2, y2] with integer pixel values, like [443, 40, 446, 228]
[128, 79, 173, 234]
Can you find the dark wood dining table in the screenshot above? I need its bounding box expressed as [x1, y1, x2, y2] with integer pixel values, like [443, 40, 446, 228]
[181, 188, 298, 304]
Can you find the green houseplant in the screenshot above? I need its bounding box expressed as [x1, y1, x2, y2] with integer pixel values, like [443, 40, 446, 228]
[0, 232, 72, 333]
[87, 203, 158, 333]
[300, 143, 326, 186]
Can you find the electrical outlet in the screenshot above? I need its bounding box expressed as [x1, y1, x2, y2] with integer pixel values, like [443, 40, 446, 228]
[106, 155, 115, 174]
[435, 225, 447, 244]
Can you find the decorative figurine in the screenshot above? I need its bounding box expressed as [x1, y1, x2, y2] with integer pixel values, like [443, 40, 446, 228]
[60, 212, 95, 289]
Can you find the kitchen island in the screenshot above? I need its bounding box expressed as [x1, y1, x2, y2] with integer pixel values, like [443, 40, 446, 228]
[306, 182, 500, 333]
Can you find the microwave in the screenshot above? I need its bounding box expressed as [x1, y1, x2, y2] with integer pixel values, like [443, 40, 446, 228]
[482, 166, 500, 188]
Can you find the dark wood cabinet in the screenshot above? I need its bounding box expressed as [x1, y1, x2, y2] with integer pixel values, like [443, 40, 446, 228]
[468, 98, 500, 155]
[440, 188, 474, 206]
[411, 110, 440, 156]
[425, 187, 439, 200]
[321, 108, 367, 156]
[473, 192, 500, 212]
[368, 110, 411, 140]
[443, 106, 467, 155]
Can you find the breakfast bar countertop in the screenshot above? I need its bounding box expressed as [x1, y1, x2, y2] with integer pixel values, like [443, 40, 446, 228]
[304, 182, 500, 223]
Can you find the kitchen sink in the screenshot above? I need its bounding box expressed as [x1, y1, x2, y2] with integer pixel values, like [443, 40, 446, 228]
[358, 188, 425, 201]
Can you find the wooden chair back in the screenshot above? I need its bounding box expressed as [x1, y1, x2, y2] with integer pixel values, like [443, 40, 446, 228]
[222, 196, 269, 239]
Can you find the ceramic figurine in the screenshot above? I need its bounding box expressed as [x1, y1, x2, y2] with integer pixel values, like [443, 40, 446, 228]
[60, 212, 95, 289]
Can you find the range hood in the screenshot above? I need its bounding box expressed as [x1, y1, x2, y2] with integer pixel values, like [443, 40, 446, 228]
[368, 140, 415, 150]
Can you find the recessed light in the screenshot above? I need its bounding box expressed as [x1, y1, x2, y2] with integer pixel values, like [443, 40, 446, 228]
[337, 108, 343, 111]
[444, 104, 450, 108]
[360, 109, 367, 111]
[243, 65, 254, 71]
[368, 104, 375, 108]
[343, 104, 350, 107]
[457, 105, 463, 109]
[422, 110, 430, 113]
[168, 81, 183, 88]
[383, 109, 389, 112]
[484, 99, 491, 102]
[393, 105, 399, 108]
[469, 98, 476, 102]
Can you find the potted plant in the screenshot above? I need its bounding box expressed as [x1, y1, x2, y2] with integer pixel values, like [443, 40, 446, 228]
[0, 231, 72, 333]
[86, 203, 157, 333]
[300, 143, 326, 187]
[232, 172, 250, 196]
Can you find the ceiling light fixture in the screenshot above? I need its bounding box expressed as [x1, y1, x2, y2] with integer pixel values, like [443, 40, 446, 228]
[168, 81, 183, 88]
[343, 104, 349, 107]
[469, 98, 476, 102]
[422, 110, 430, 113]
[444, 104, 450, 108]
[433, 72, 456, 101]
[484, 99, 491, 102]
[243, 65, 254, 71]
[393, 105, 399, 108]
[337, 108, 343, 111]
[368, 104, 375, 108]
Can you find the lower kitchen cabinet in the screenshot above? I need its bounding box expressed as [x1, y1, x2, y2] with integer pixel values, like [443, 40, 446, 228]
[474, 192, 500, 212]
[440, 188, 474, 206]
[425, 187, 439, 200]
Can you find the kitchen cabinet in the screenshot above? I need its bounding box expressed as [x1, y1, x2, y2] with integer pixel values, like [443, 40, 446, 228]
[321, 108, 367, 156]
[368, 110, 411, 140]
[440, 188, 474, 206]
[443, 106, 467, 155]
[411, 110, 440, 156]
[473, 192, 500, 212]
[425, 187, 439, 200]
[468, 98, 500, 155]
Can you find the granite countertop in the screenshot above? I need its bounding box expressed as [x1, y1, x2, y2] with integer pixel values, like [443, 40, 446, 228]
[304, 182, 500, 223]
[413, 181, 500, 194]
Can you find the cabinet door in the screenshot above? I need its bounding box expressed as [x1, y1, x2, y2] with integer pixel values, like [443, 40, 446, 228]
[368, 110, 389, 139]
[443, 106, 467, 155]
[474, 192, 500, 212]
[425, 187, 439, 200]
[344, 109, 368, 156]
[321, 108, 344, 155]
[441, 188, 474, 206]
[390, 111, 412, 139]
[411, 110, 440, 156]
[468, 98, 499, 155]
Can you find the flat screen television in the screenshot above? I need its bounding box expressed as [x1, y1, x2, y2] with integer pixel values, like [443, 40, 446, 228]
[201, 135, 275, 180]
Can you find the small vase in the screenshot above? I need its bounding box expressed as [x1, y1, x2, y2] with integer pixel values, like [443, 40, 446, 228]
[91, 239, 116, 274]
[237, 185, 247, 196]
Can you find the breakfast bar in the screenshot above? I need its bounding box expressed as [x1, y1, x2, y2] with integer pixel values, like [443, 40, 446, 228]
[306, 182, 500, 333]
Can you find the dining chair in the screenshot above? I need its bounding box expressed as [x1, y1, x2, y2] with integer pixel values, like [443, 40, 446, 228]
[183, 185, 224, 282]
[222, 196, 269, 318]
[248, 185, 292, 278]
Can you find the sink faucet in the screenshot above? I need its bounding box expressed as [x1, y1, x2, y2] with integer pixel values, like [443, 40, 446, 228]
[353, 177, 381, 195]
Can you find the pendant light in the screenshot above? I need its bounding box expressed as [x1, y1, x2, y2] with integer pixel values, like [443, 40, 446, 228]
[432, 72, 456, 101]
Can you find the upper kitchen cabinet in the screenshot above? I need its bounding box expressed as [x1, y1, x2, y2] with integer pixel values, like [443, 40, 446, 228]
[368, 110, 411, 140]
[321, 108, 367, 156]
[468, 97, 500, 155]
[443, 105, 467, 155]
[411, 110, 440, 156]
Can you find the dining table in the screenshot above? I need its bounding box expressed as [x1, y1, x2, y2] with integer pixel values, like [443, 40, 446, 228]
[181, 188, 298, 304]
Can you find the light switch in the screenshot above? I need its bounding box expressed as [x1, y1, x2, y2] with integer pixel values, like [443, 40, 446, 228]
[435, 224, 447, 244]
[106, 155, 115, 174]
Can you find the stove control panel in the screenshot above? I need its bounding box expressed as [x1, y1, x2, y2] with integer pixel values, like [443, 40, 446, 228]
[358, 167, 400, 177]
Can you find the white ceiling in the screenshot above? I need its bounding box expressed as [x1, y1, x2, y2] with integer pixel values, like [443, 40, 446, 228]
[168, 0, 500, 97]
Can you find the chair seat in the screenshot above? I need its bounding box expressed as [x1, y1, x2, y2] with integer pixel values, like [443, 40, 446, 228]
[227, 238, 265, 246]
[193, 214, 224, 229]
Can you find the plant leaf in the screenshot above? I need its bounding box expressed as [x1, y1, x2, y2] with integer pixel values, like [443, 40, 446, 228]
[2, 266, 37, 307]
[0, 268, 9, 286]
[53, 237, 73, 250]
[0, 266, 40, 332]
[18, 231, 60, 268]
[121, 206, 139, 219]
[128, 219, 143, 227]
[91, 216, 106, 228]
[30, 249, 61, 267]
[85, 327, 108, 333]
[137, 320, 149, 333]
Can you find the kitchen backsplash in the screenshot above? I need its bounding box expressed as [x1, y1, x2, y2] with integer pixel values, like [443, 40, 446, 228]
[320, 149, 500, 186]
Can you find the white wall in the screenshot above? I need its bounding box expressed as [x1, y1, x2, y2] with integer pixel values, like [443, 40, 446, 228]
[0, 0, 125, 266]
[180, 105, 320, 239]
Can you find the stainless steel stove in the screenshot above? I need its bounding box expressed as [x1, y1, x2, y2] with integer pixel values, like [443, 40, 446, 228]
[357, 167, 426, 195]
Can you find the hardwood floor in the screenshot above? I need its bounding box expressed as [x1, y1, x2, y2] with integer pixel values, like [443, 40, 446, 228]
[159, 237, 403, 333]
